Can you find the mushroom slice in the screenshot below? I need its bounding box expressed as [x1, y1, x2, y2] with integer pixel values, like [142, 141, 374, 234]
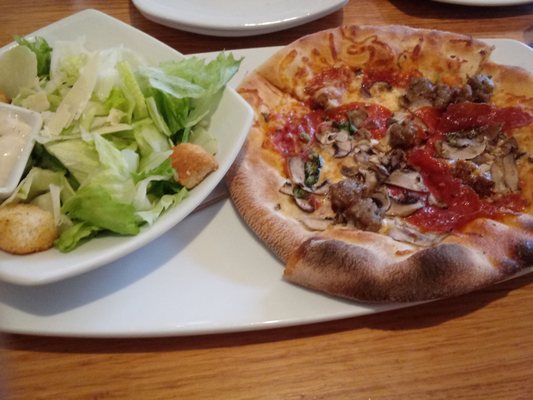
[288, 157, 306, 186]
[490, 159, 507, 193]
[312, 179, 331, 195]
[335, 129, 350, 142]
[386, 200, 425, 217]
[370, 190, 391, 212]
[279, 181, 294, 196]
[299, 217, 332, 231]
[313, 86, 343, 109]
[353, 150, 370, 164]
[502, 153, 519, 191]
[369, 163, 390, 182]
[381, 148, 407, 171]
[355, 140, 372, 152]
[386, 169, 429, 192]
[334, 140, 353, 158]
[441, 139, 486, 160]
[300, 179, 330, 195]
[316, 121, 337, 144]
[385, 219, 444, 247]
[361, 169, 379, 192]
[294, 197, 315, 213]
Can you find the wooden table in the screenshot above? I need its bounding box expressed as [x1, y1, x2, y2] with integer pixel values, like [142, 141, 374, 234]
[1, 1, 532, 399]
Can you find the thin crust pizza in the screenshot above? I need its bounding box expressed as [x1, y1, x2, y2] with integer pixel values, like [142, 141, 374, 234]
[226, 25, 533, 302]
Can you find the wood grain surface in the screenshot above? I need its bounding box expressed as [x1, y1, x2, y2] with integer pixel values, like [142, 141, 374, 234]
[1, 1, 533, 399]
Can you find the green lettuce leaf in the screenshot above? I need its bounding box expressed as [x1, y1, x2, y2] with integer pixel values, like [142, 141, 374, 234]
[54, 222, 101, 252]
[141, 52, 241, 137]
[117, 60, 148, 120]
[45, 139, 100, 186]
[62, 185, 140, 235]
[3, 167, 75, 204]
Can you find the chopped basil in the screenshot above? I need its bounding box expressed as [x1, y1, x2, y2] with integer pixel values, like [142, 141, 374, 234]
[292, 186, 307, 199]
[299, 131, 311, 142]
[304, 154, 323, 187]
[337, 120, 357, 134]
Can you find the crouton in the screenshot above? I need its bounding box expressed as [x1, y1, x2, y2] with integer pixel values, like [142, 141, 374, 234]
[0, 204, 58, 255]
[170, 143, 218, 189]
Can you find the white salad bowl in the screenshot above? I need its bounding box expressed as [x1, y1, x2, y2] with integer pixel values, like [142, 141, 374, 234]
[0, 10, 254, 285]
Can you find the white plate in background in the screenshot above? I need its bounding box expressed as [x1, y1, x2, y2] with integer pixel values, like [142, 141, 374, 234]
[0, 10, 254, 286]
[132, 0, 348, 37]
[0, 37, 531, 338]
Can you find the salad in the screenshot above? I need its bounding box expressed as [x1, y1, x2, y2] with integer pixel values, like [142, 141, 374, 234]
[0, 36, 241, 252]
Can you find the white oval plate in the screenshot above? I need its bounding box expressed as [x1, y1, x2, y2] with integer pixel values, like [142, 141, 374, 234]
[0, 10, 253, 286]
[132, 0, 348, 37]
[0, 36, 531, 337]
[432, 0, 532, 6]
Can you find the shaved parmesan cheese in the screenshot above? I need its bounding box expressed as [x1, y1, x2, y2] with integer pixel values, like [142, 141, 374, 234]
[42, 53, 100, 137]
[0, 46, 38, 98]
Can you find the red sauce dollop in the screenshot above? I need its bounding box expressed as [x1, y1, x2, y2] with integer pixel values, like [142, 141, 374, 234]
[439, 102, 533, 133]
[406, 148, 483, 232]
[406, 144, 527, 233]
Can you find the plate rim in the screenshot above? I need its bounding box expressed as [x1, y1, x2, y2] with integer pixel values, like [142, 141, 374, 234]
[0, 26, 531, 337]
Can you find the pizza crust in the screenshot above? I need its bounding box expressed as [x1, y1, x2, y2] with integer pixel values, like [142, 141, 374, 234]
[284, 215, 533, 302]
[226, 24, 533, 303]
[285, 239, 499, 302]
[227, 135, 312, 262]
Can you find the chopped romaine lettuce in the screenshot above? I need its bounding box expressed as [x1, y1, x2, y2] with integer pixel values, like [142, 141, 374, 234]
[54, 222, 101, 252]
[62, 185, 140, 235]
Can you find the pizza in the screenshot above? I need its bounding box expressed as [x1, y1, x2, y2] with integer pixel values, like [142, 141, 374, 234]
[226, 25, 533, 302]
